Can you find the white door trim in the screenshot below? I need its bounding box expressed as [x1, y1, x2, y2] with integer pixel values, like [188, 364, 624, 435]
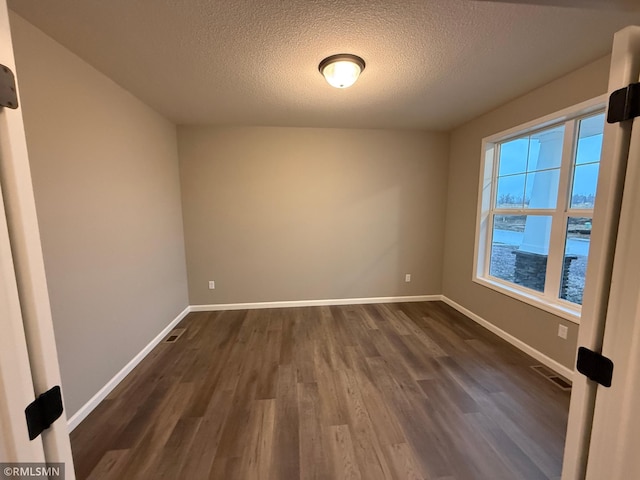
[584, 27, 640, 479]
[0, 1, 75, 473]
[0, 161, 45, 461]
[562, 25, 640, 480]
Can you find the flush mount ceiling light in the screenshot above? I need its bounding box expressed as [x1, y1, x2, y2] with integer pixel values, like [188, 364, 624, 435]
[318, 54, 366, 89]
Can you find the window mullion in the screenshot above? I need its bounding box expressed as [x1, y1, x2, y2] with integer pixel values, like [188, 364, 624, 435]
[545, 120, 577, 300]
[493, 208, 554, 216]
[566, 208, 594, 216]
[484, 213, 494, 277]
[484, 143, 500, 277]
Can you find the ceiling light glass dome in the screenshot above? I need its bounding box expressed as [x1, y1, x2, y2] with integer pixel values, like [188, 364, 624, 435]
[319, 54, 366, 89]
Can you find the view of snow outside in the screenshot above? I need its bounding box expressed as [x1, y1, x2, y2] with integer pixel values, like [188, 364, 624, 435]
[489, 113, 604, 305]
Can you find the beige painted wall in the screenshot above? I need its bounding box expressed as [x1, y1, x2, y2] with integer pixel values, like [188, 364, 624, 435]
[179, 127, 449, 305]
[442, 56, 611, 369]
[10, 13, 189, 414]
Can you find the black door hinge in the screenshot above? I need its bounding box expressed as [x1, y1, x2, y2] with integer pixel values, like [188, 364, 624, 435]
[576, 347, 614, 388]
[25, 386, 64, 440]
[607, 82, 640, 124]
[0, 64, 18, 109]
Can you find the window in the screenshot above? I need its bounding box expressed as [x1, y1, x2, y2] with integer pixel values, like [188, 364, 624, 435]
[474, 97, 606, 322]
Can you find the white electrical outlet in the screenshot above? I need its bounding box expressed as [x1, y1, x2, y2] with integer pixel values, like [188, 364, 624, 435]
[558, 324, 568, 339]
[208, 281, 215, 290]
[405, 274, 411, 283]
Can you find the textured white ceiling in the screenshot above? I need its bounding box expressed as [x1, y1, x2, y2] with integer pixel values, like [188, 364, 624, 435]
[8, 0, 640, 130]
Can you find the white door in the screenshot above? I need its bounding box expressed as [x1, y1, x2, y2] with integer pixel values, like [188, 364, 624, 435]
[562, 26, 640, 480]
[0, 0, 75, 475]
[0, 164, 45, 462]
[583, 32, 640, 479]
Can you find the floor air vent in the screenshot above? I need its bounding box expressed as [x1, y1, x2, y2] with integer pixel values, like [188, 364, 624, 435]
[164, 328, 185, 344]
[531, 365, 572, 391]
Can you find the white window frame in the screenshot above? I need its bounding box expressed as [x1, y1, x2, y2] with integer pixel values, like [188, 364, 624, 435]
[473, 95, 607, 324]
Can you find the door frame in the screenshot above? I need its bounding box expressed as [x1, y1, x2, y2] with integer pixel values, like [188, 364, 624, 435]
[583, 26, 640, 479]
[0, 0, 75, 474]
[562, 25, 640, 480]
[0, 162, 45, 462]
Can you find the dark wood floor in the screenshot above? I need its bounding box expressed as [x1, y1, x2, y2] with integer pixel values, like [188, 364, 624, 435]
[70, 301, 570, 480]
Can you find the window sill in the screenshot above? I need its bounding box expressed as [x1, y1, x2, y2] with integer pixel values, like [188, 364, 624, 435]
[473, 276, 581, 325]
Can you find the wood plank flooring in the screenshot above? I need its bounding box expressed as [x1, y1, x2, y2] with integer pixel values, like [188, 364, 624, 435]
[70, 301, 571, 480]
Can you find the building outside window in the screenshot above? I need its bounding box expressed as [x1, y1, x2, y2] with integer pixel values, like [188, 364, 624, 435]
[474, 98, 606, 322]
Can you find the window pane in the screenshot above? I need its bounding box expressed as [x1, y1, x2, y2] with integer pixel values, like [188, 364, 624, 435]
[525, 168, 560, 209]
[576, 113, 605, 165]
[490, 215, 553, 292]
[571, 163, 600, 209]
[527, 125, 565, 172]
[560, 217, 592, 305]
[498, 138, 529, 176]
[496, 174, 525, 208]
[571, 114, 604, 209]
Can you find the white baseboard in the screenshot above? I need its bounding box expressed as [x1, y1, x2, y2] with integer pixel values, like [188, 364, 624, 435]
[440, 295, 574, 381]
[190, 295, 440, 312]
[67, 305, 191, 431]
